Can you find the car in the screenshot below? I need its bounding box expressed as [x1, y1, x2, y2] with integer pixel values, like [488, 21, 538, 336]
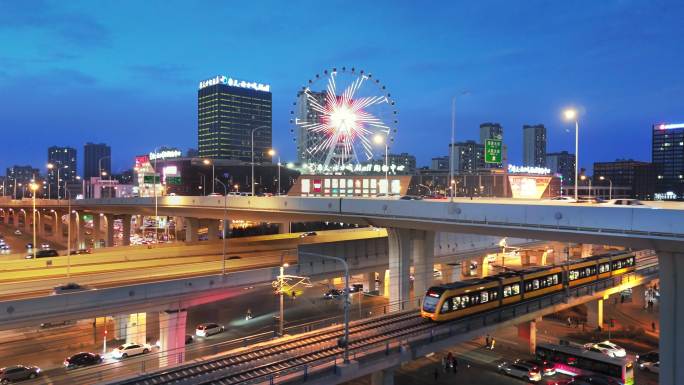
[40, 320, 75, 328]
[570, 374, 621, 384]
[70, 248, 92, 255]
[185, 334, 194, 344]
[549, 196, 576, 202]
[399, 195, 422, 200]
[52, 282, 92, 295]
[637, 351, 659, 365]
[0, 365, 41, 383]
[111, 343, 151, 359]
[195, 323, 224, 337]
[604, 198, 645, 206]
[208, 193, 222, 197]
[497, 360, 542, 382]
[323, 288, 343, 299]
[574, 197, 606, 204]
[299, 231, 317, 238]
[523, 359, 556, 376]
[0, 245, 9, 253]
[348, 283, 364, 293]
[641, 361, 660, 373]
[25, 242, 32, 249]
[64, 352, 102, 369]
[40, 242, 50, 249]
[585, 341, 626, 358]
[26, 249, 59, 259]
[14, 230, 22, 235]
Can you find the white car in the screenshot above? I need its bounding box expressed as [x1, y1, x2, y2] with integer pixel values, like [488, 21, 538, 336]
[14, 230, 21, 235]
[195, 323, 224, 337]
[603, 198, 646, 206]
[111, 343, 151, 359]
[585, 341, 627, 358]
[641, 361, 660, 373]
[549, 196, 576, 202]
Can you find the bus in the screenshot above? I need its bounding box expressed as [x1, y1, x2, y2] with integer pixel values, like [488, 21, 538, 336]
[536, 342, 634, 385]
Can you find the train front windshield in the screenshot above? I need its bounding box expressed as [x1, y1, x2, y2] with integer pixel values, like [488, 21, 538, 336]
[423, 294, 440, 313]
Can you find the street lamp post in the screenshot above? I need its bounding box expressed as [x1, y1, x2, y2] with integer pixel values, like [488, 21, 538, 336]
[215, 178, 229, 274]
[250, 125, 270, 196]
[599, 176, 612, 200]
[203, 159, 215, 194]
[29, 183, 38, 259]
[299, 251, 351, 363]
[563, 109, 579, 201]
[580, 175, 592, 198]
[267, 149, 277, 194]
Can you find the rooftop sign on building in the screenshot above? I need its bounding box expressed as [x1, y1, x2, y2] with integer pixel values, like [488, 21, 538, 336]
[198, 75, 270, 92]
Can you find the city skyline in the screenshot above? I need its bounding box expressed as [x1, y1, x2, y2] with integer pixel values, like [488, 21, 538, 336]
[0, 1, 682, 174]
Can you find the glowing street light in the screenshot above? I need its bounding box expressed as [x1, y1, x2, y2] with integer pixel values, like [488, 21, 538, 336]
[268, 149, 281, 195]
[563, 108, 580, 201]
[203, 159, 215, 194]
[599, 176, 612, 200]
[580, 175, 592, 198]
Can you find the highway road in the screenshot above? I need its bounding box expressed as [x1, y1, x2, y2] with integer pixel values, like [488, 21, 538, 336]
[0, 280, 390, 384]
[0, 228, 386, 300]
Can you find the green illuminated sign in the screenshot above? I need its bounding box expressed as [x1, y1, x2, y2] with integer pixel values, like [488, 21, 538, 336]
[143, 175, 160, 184]
[485, 139, 502, 164]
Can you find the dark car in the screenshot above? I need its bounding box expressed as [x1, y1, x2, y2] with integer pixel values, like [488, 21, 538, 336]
[349, 284, 364, 293]
[637, 350, 659, 365]
[570, 374, 620, 384]
[0, 365, 41, 382]
[324, 289, 343, 299]
[299, 231, 317, 238]
[64, 352, 102, 369]
[399, 195, 423, 200]
[185, 334, 194, 344]
[26, 249, 59, 259]
[523, 359, 555, 376]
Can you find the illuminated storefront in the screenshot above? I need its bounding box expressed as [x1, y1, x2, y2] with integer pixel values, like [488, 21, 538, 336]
[289, 175, 411, 197]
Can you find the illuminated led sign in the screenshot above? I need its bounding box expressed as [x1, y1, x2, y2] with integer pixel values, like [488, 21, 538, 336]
[508, 164, 551, 175]
[657, 123, 684, 130]
[198, 75, 271, 92]
[301, 162, 406, 175]
[149, 150, 182, 160]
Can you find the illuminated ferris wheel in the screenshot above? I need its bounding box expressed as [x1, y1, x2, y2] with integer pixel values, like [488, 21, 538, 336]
[290, 67, 398, 170]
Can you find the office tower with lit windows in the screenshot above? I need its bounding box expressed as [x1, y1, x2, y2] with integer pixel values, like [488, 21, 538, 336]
[197, 75, 272, 162]
[523, 124, 547, 167]
[652, 122, 684, 197]
[546, 151, 575, 185]
[84, 142, 111, 179]
[47, 146, 77, 186]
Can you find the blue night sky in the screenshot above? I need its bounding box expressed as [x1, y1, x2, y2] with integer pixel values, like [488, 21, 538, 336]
[1, 0, 682, 174]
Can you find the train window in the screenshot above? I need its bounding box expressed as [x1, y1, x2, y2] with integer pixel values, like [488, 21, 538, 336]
[470, 293, 481, 306]
[569, 270, 579, 280]
[490, 289, 499, 301]
[503, 283, 520, 297]
[453, 296, 462, 309]
[441, 299, 451, 313]
[481, 291, 489, 303]
[599, 263, 610, 273]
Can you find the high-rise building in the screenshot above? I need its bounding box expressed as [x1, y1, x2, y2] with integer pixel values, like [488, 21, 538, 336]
[197, 75, 272, 162]
[479, 122, 503, 144]
[296, 90, 328, 165]
[546, 151, 575, 185]
[449, 140, 485, 174]
[592, 159, 650, 188]
[431, 156, 449, 170]
[387, 153, 417, 174]
[523, 124, 547, 167]
[84, 143, 111, 179]
[652, 122, 684, 197]
[6, 165, 39, 198]
[47, 146, 77, 190]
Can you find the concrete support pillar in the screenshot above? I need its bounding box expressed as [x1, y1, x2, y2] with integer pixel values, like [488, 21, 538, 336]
[23, 210, 31, 232]
[363, 271, 376, 292]
[370, 367, 394, 385]
[657, 251, 684, 385]
[476, 255, 490, 278]
[92, 213, 102, 247]
[77, 211, 87, 249]
[159, 309, 187, 366]
[12, 211, 20, 228]
[185, 217, 199, 243]
[104, 214, 115, 247]
[632, 284, 647, 309]
[276, 222, 290, 234]
[114, 314, 128, 340]
[52, 212, 64, 242]
[517, 318, 539, 355]
[174, 217, 185, 241]
[121, 214, 132, 246]
[125, 312, 147, 344]
[221, 218, 229, 239]
[379, 270, 387, 296]
[412, 230, 435, 303]
[205, 219, 220, 241]
[586, 297, 605, 329]
[387, 228, 411, 311]
[441, 263, 463, 282]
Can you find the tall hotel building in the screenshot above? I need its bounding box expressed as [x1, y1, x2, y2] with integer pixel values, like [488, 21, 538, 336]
[652, 122, 684, 196]
[197, 75, 272, 162]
